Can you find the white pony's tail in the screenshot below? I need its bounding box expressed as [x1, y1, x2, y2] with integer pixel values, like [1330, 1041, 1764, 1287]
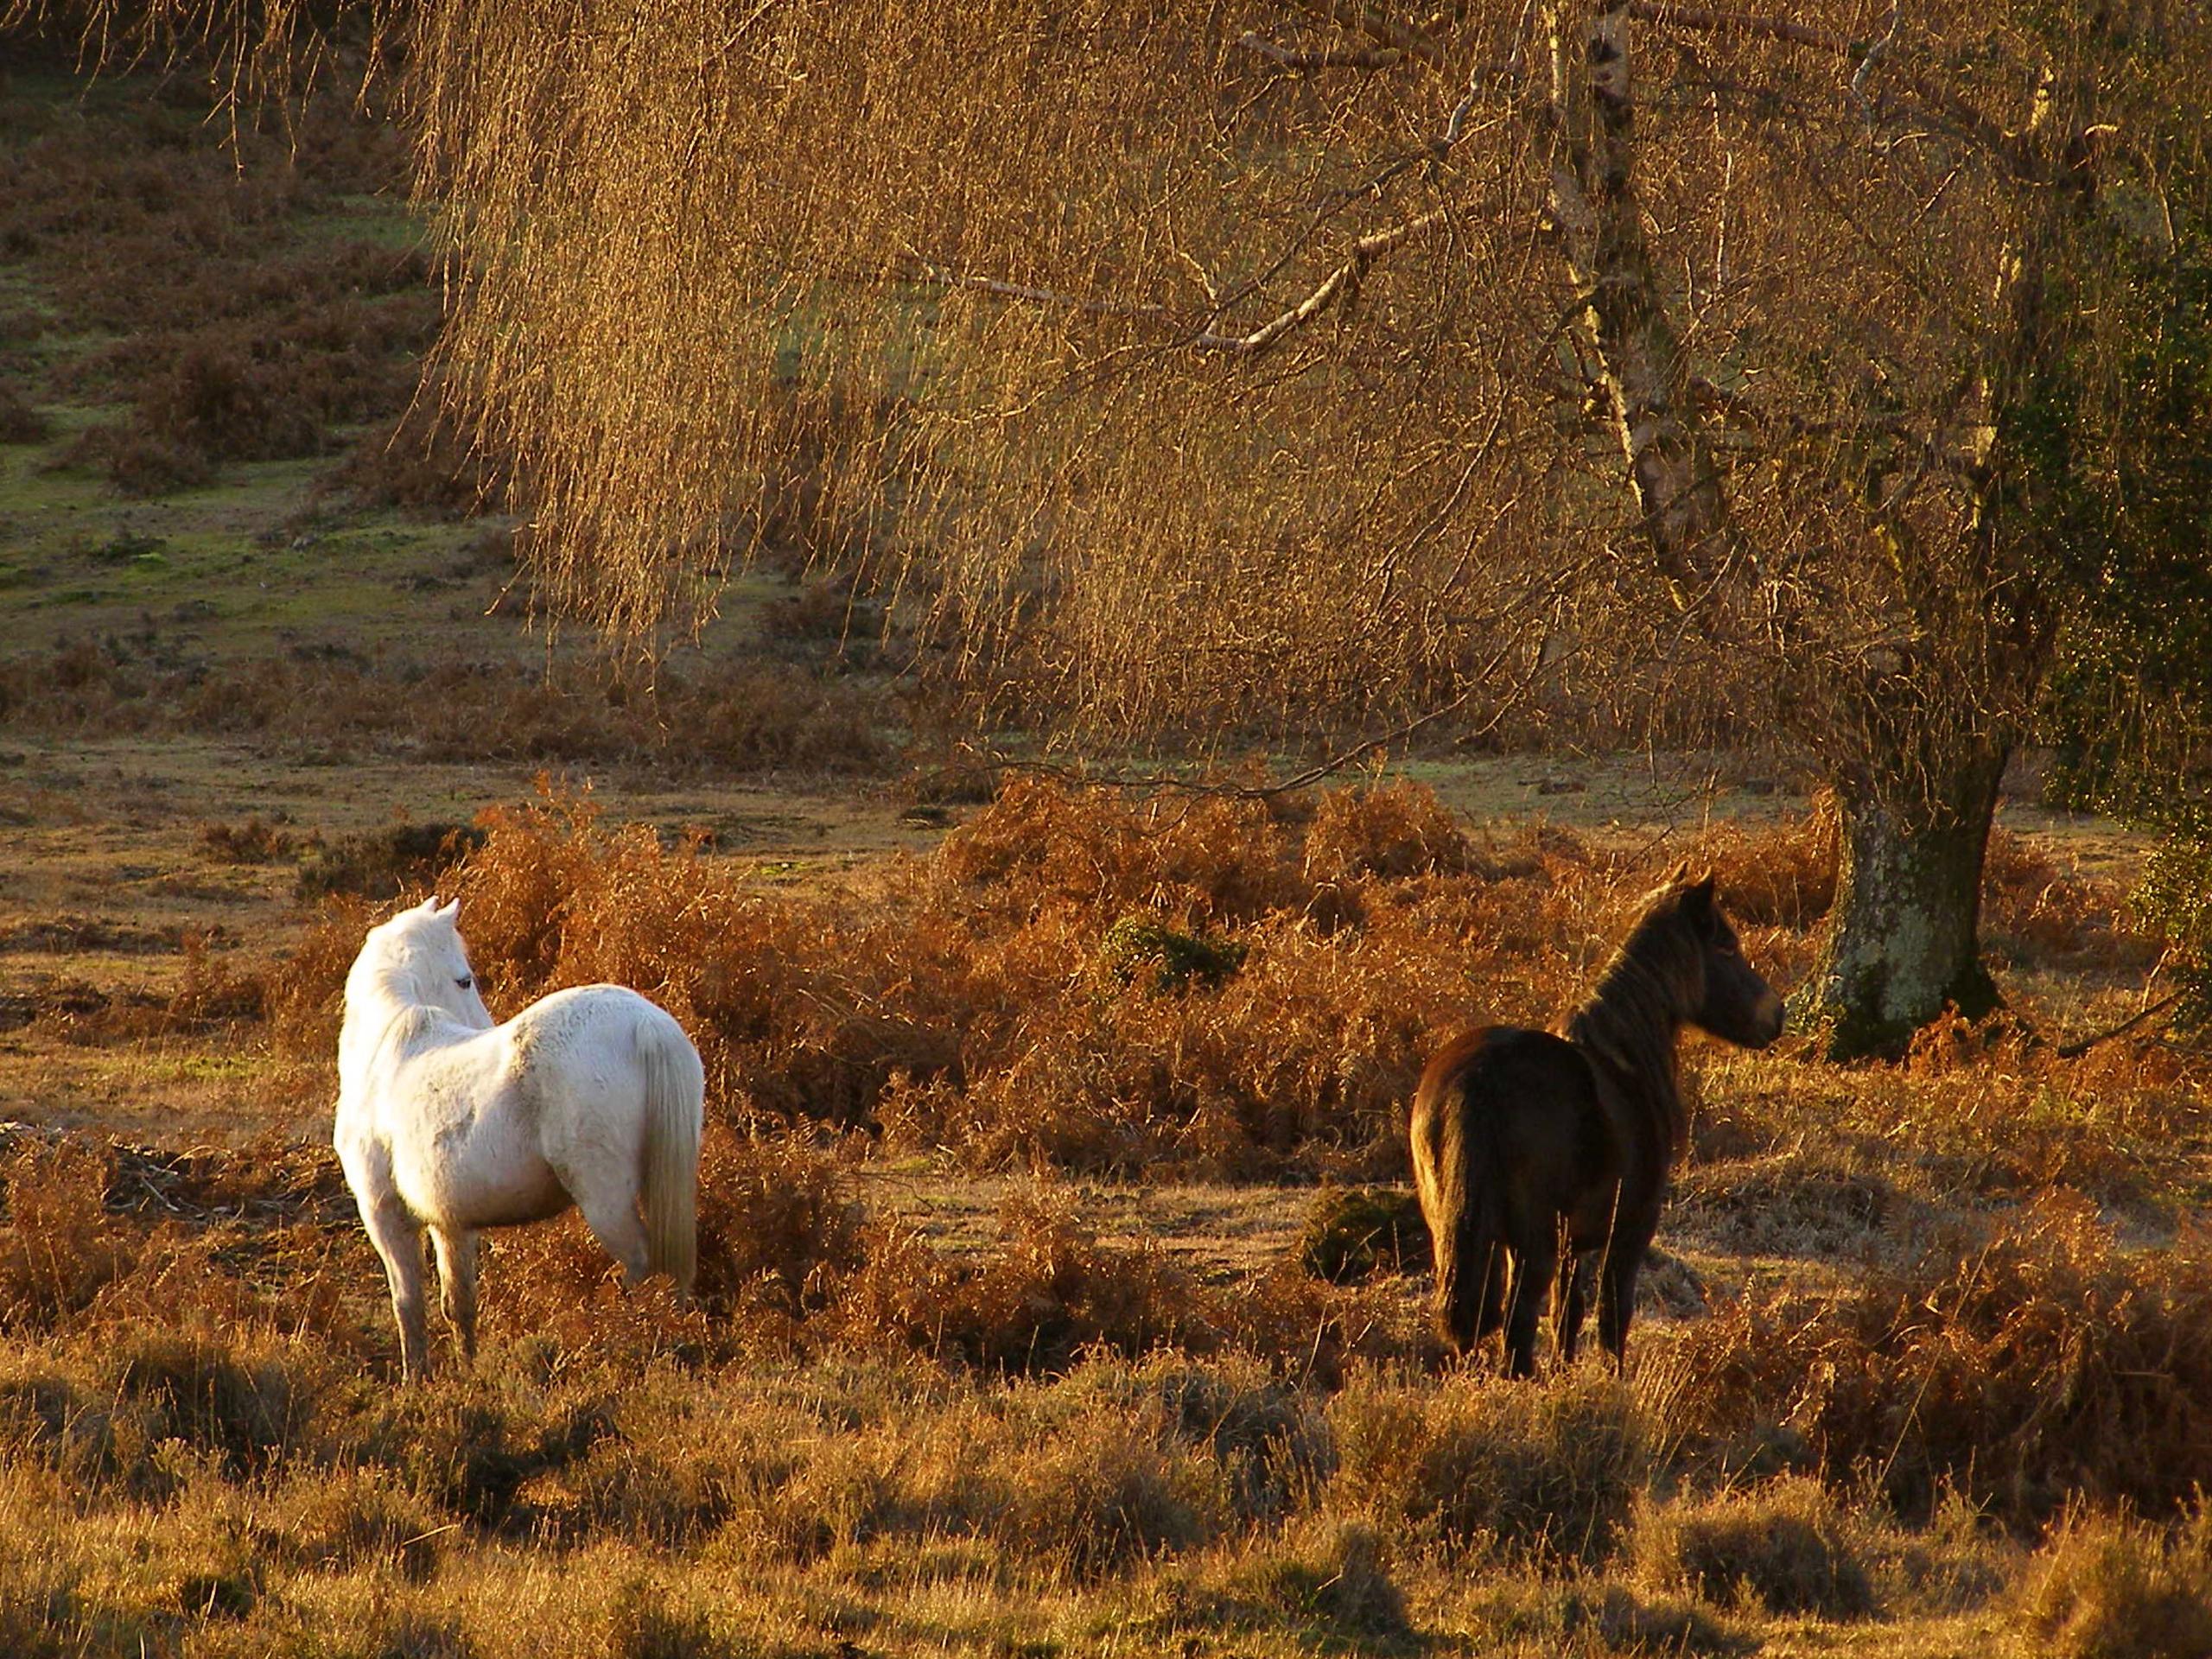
[639, 1017, 704, 1298]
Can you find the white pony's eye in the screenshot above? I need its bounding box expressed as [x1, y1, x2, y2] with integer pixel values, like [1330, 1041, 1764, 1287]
[456, 976, 474, 990]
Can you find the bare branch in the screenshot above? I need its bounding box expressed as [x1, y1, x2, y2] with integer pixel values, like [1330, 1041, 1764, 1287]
[1624, 2, 1853, 53]
[1190, 207, 1453, 356]
[1287, 0, 1449, 69]
[980, 617, 1550, 800]
[1625, 0, 2044, 175]
[1849, 0, 1902, 119]
[1236, 30, 1406, 71]
[912, 266, 1173, 324]
[909, 202, 1453, 362]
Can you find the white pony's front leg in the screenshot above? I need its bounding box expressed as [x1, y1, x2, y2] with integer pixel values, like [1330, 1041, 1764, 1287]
[348, 1161, 433, 1381]
[431, 1225, 480, 1363]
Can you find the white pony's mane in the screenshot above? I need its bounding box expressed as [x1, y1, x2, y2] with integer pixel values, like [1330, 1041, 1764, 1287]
[351, 912, 452, 1013]
[340, 899, 486, 1095]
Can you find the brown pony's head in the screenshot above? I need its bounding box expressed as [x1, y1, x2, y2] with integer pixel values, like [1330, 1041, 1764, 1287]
[1669, 873, 1786, 1049]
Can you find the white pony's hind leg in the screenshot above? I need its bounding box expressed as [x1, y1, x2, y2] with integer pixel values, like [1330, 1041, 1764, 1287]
[431, 1226, 481, 1363]
[359, 1192, 433, 1381]
[566, 1169, 652, 1286]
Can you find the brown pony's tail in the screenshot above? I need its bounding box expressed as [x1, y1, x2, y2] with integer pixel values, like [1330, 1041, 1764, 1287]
[1437, 1109, 1503, 1352]
[1417, 1055, 1502, 1355]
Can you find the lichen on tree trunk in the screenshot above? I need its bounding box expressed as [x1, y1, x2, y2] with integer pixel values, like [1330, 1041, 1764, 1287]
[1803, 741, 2008, 1060]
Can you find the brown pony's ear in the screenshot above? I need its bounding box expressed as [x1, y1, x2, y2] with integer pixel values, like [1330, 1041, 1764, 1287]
[1682, 873, 1718, 915]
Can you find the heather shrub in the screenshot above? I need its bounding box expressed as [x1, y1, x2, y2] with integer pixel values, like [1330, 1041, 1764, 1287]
[296, 822, 489, 902]
[198, 816, 297, 864]
[1631, 1478, 1878, 1618]
[0, 384, 48, 444]
[1300, 1185, 1429, 1284]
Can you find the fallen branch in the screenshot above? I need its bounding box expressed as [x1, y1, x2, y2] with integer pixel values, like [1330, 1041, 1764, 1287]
[2056, 989, 2183, 1060]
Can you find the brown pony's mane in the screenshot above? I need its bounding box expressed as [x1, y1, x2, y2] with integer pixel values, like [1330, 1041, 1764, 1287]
[1562, 888, 1704, 1153]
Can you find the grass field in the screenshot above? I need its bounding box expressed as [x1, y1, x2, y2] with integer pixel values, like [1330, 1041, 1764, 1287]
[3, 54, 2211, 1659]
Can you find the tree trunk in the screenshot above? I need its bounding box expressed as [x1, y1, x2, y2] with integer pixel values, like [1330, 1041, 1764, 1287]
[1803, 738, 2008, 1060]
[1541, 0, 1733, 601]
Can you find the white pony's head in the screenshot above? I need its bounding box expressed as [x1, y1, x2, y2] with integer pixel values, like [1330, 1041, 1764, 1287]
[347, 896, 495, 1031]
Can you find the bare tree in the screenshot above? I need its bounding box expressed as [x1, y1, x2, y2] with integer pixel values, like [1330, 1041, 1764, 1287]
[18, 0, 2210, 1055]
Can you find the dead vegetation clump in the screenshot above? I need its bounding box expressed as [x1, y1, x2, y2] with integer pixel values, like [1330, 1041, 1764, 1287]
[1981, 830, 2153, 974]
[197, 815, 296, 863]
[1677, 791, 1840, 928]
[233, 779, 2193, 1198]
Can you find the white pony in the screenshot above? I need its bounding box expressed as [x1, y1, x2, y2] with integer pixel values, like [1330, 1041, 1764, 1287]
[334, 897, 705, 1380]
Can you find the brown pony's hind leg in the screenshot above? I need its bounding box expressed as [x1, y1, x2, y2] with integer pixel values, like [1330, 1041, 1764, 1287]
[1554, 1252, 1596, 1366]
[1596, 1240, 1649, 1371]
[1502, 1232, 1558, 1379]
[1474, 1242, 1509, 1343]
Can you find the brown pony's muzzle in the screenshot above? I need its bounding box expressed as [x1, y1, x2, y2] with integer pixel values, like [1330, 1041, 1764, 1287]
[1750, 985, 1786, 1048]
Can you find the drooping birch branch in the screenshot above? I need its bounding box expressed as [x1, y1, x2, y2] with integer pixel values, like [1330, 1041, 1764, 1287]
[908, 205, 1453, 360]
[1626, 0, 2044, 175]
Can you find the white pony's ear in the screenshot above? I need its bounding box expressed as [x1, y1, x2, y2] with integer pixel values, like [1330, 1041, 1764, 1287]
[421, 893, 443, 912]
[435, 897, 461, 923]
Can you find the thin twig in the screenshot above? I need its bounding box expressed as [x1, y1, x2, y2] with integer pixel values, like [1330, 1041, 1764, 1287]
[912, 206, 1457, 361]
[982, 617, 1549, 801]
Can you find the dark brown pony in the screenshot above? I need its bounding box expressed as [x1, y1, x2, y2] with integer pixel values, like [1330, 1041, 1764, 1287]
[1410, 874, 1783, 1376]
